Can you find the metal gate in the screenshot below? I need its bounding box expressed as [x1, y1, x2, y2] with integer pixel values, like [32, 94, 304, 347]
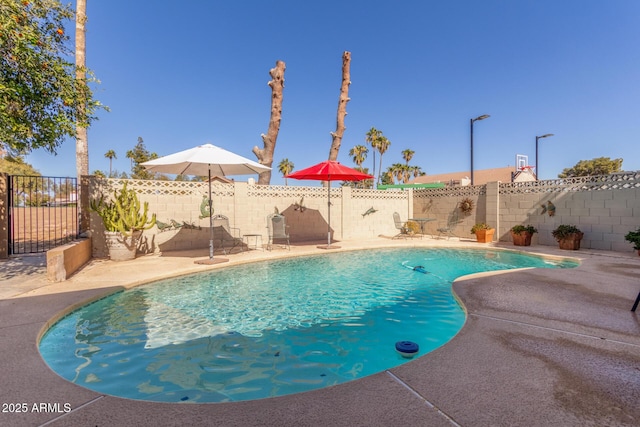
[8, 175, 78, 254]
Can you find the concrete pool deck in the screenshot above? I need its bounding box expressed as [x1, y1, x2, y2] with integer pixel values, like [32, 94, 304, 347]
[1, 238, 639, 426]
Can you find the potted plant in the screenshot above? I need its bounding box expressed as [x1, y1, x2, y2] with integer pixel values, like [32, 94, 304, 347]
[471, 223, 495, 243]
[551, 224, 583, 250]
[624, 227, 640, 255]
[90, 183, 157, 261]
[510, 224, 538, 246]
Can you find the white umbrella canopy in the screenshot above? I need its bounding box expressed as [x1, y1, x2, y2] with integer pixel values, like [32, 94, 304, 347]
[141, 143, 270, 176]
[141, 143, 270, 264]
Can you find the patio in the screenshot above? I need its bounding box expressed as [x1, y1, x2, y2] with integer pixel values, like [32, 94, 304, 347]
[1, 238, 639, 426]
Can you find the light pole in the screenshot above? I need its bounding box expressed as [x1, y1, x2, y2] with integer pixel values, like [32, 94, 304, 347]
[535, 134, 554, 180]
[470, 114, 490, 185]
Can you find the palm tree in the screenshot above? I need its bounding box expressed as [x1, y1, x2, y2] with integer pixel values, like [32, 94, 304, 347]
[104, 150, 117, 177]
[401, 149, 415, 165]
[75, 0, 88, 181]
[410, 165, 425, 179]
[125, 149, 134, 172]
[349, 145, 368, 167]
[401, 164, 413, 183]
[365, 127, 381, 181]
[376, 136, 391, 186]
[385, 164, 399, 185]
[75, 0, 88, 231]
[278, 158, 294, 186]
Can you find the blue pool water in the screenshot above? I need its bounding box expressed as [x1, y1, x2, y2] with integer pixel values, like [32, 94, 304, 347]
[39, 248, 576, 403]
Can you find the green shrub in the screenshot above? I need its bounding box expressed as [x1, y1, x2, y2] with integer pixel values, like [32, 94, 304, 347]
[624, 228, 640, 250]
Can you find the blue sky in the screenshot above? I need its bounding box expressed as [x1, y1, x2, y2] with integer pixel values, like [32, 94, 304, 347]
[26, 0, 640, 184]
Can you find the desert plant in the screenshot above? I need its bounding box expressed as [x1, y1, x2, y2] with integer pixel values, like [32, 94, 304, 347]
[90, 183, 156, 236]
[511, 225, 538, 234]
[471, 223, 493, 234]
[624, 228, 640, 250]
[551, 224, 582, 241]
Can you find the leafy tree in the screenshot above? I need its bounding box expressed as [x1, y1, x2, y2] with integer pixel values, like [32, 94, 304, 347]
[52, 177, 74, 199]
[278, 158, 294, 186]
[380, 169, 393, 185]
[129, 137, 158, 179]
[0, 154, 40, 175]
[104, 149, 116, 177]
[0, 0, 103, 155]
[558, 157, 623, 178]
[341, 166, 372, 189]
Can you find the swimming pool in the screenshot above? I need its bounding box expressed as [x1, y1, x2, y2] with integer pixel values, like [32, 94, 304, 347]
[39, 248, 576, 403]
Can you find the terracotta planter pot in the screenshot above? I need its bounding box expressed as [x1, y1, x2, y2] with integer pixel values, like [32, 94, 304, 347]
[557, 232, 583, 250]
[511, 231, 533, 246]
[105, 230, 142, 261]
[475, 229, 495, 243]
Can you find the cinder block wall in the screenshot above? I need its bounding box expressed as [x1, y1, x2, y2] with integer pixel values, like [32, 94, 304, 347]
[85, 172, 640, 258]
[496, 174, 640, 251]
[87, 178, 412, 257]
[412, 186, 487, 239]
[411, 172, 639, 252]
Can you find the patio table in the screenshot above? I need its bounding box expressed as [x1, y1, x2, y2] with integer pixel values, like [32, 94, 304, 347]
[408, 218, 436, 238]
[242, 234, 264, 251]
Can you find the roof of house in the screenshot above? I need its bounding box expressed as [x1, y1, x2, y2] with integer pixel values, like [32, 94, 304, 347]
[407, 166, 535, 185]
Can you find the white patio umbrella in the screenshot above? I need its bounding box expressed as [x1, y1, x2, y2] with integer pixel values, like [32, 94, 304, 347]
[141, 143, 271, 264]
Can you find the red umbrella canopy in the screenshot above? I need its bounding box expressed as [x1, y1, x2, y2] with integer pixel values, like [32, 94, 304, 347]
[286, 160, 373, 182]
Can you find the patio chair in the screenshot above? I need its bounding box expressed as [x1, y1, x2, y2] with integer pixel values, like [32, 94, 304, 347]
[212, 214, 242, 254]
[436, 204, 461, 240]
[267, 213, 290, 250]
[392, 212, 408, 239]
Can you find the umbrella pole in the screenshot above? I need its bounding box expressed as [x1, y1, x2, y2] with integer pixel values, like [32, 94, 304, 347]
[327, 183, 331, 247]
[208, 166, 214, 259]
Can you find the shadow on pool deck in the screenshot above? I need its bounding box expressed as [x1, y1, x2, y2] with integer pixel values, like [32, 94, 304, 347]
[1, 238, 639, 426]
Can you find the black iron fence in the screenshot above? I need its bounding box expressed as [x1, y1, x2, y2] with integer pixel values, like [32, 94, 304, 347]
[8, 175, 78, 254]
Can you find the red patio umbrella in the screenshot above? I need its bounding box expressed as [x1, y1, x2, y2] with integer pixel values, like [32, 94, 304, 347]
[286, 160, 373, 249]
